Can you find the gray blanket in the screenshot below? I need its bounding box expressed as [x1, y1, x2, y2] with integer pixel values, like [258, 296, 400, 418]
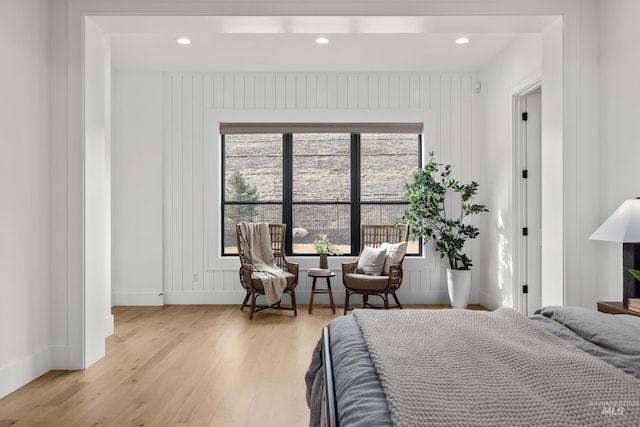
[353, 308, 640, 426]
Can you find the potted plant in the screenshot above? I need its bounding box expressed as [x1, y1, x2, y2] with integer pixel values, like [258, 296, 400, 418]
[400, 152, 488, 308]
[313, 233, 342, 269]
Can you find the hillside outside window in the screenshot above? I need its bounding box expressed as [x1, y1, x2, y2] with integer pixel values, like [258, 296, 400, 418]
[221, 123, 422, 256]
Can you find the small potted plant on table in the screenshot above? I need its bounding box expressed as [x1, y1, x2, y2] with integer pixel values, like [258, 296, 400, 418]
[313, 233, 342, 269]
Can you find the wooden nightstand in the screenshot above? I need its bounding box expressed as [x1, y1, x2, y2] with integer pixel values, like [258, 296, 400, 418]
[597, 301, 640, 317]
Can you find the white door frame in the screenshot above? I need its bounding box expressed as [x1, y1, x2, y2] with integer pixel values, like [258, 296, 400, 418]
[513, 81, 542, 315]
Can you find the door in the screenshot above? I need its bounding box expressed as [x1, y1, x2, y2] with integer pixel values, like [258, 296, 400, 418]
[515, 87, 542, 315]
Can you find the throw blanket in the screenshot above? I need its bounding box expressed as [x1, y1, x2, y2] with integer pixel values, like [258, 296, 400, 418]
[353, 308, 640, 426]
[238, 222, 287, 305]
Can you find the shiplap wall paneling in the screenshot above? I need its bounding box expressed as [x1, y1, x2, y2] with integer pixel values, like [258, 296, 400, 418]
[439, 74, 452, 166]
[450, 74, 463, 181]
[192, 74, 205, 292]
[461, 75, 473, 186]
[317, 74, 328, 109]
[428, 74, 441, 153]
[223, 74, 234, 109]
[297, 75, 307, 109]
[182, 75, 194, 293]
[170, 74, 183, 292]
[255, 74, 266, 109]
[163, 73, 172, 303]
[213, 74, 223, 109]
[163, 71, 474, 303]
[326, 74, 338, 109]
[223, 270, 237, 292]
[420, 75, 431, 109]
[234, 74, 245, 109]
[244, 74, 254, 109]
[203, 74, 214, 110]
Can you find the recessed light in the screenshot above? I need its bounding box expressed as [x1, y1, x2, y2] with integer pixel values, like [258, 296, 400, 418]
[176, 37, 191, 45]
[315, 37, 329, 45]
[455, 37, 470, 45]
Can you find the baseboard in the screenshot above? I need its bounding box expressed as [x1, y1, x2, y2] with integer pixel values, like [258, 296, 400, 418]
[0, 346, 51, 399]
[158, 289, 453, 306]
[112, 291, 164, 306]
[50, 344, 68, 370]
[114, 288, 457, 306]
[163, 290, 246, 305]
[104, 314, 114, 337]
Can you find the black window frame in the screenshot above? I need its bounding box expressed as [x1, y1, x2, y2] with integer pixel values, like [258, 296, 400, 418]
[221, 132, 422, 256]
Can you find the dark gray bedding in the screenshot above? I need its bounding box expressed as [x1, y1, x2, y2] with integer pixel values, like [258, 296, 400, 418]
[532, 306, 640, 378]
[305, 306, 640, 427]
[305, 316, 391, 427]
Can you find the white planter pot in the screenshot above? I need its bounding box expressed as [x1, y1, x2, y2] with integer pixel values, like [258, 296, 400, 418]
[447, 268, 471, 309]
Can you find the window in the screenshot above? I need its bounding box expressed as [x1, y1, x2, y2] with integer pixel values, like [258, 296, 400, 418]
[221, 124, 422, 256]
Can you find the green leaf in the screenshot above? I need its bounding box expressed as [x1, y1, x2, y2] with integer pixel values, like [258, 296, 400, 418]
[313, 233, 342, 255]
[401, 152, 488, 269]
[627, 268, 640, 281]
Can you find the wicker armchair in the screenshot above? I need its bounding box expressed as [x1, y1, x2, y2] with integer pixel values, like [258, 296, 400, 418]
[236, 223, 299, 319]
[342, 224, 410, 315]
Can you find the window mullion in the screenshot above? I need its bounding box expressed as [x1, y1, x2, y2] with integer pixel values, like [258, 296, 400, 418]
[283, 133, 293, 254]
[351, 134, 361, 255]
[418, 134, 423, 168]
[221, 135, 228, 256]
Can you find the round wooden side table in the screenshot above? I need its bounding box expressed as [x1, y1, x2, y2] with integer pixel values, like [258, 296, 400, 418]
[308, 269, 336, 314]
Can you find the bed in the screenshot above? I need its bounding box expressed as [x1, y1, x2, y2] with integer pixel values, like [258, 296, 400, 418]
[305, 306, 640, 426]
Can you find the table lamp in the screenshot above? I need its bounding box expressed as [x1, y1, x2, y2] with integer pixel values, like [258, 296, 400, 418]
[589, 198, 640, 305]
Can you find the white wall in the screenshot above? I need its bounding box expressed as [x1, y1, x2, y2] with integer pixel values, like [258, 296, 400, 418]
[112, 71, 164, 306]
[84, 18, 112, 366]
[110, 72, 476, 306]
[0, 0, 52, 399]
[595, 0, 640, 301]
[474, 3, 599, 312]
[539, 18, 565, 308]
[474, 34, 543, 310]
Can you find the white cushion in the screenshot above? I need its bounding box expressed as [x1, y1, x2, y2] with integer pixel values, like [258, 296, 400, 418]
[356, 246, 387, 276]
[379, 241, 408, 275]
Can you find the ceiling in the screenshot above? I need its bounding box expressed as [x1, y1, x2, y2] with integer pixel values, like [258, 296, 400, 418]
[90, 15, 557, 73]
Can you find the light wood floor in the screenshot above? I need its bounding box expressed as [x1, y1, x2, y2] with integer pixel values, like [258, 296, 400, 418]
[0, 303, 485, 427]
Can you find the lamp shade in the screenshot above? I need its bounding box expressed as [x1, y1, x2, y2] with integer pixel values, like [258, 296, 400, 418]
[589, 198, 640, 243]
